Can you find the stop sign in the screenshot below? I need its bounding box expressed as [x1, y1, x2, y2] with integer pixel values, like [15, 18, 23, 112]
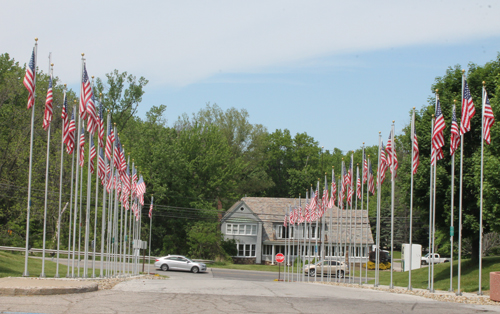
[275, 253, 285, 263]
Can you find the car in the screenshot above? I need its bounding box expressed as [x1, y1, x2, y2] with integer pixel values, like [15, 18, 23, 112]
[421, 253, 449, 265]
[154, 255, 207, 273]
[303, 260, 349, 278]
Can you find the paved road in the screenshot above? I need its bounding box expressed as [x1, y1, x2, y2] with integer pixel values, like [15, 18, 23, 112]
[1, 268, 499, 313]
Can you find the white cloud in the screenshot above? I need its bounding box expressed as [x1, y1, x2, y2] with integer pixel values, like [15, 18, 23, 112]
[2, 0, 499, 86]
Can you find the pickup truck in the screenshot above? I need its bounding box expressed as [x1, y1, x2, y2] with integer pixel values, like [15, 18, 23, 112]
[421, 253, 449, 265]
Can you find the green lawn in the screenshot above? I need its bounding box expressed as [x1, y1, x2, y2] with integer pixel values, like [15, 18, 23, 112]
[352, 256, 500, 293]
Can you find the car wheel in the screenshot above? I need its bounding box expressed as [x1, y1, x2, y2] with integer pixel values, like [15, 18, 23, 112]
[161, 264, 169, 271]
[337, 270, 344, 279]
[309, 269, 316, 277]
[191, 266, 199, 273]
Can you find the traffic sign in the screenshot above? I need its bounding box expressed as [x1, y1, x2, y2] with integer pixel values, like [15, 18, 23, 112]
[275, 253, 285, 263]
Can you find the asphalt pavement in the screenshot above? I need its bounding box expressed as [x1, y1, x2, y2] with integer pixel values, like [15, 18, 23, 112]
[1, 267, 499, 313]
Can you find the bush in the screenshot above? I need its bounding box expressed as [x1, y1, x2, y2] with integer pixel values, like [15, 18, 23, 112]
[363, 261, 391, 270]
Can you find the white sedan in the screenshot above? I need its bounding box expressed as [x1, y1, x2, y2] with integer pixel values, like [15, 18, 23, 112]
[154, 255, 207, 273]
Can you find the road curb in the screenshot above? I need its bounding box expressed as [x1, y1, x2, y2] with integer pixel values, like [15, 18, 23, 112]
[0, 278, 98, 296]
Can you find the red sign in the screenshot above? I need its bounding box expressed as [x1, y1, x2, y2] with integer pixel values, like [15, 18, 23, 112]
[275, 253, 285, 263]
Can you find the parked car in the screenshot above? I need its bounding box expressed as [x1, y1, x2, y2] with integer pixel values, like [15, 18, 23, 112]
[421, 253, 449, 265]
[303, 260, 349, 278]
[154, 255, 207, 273]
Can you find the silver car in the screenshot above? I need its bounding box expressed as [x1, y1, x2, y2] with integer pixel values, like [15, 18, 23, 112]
[154, 255, 207, 273]
[303, 260, 349, 278]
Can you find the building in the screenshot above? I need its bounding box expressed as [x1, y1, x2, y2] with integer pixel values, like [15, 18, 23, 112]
[221, 197, 374, 264]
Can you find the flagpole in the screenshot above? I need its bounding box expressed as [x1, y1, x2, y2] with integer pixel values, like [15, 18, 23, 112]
[365, 157, 370, 284]
[449, 101, 456, 292]
[354, 165, 358, 284]
[149, 195, 153, 275]
[288, 205, 292, 282]
[428, 117, 434, 290]
[40, 58, 53, 278]
[77, 141, 84, 277]
[375, 132, 382, 287]
[100, 110, 109, 278]
[92, 142, 100, 278]
[479, 82, 486, 295]
[457, 70, 465, 296]
[298, 194, 302, 282]
[389, 122, 395, 289]
[84, 76, 94, 278]
[329, 167, 334, 282]
[360, 144, 365, 286]
[23, 38, 38, 277]
[55, 84, 67, 278]
[66, 106, 76, 278]
[348, 156, 353, 284]
[129, 162, 135, 274]
[315, 181, 319, 283]
[72, 55, 85, 277]
[123, 155, 130, 275]
[339, 162, 344, 284]
[409, 108, 415, 290]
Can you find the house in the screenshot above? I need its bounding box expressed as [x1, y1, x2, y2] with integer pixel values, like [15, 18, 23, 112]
[221, 197, 374, 264]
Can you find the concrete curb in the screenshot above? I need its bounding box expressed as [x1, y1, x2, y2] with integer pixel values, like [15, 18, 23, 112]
[0, 278, 98, 296]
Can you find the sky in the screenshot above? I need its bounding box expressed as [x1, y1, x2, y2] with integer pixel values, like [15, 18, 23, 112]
[2, 0, 500, 152]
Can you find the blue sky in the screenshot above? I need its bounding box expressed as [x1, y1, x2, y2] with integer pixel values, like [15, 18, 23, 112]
[3, 0, 500, 152]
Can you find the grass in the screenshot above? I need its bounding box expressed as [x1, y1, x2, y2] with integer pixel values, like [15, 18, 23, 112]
[0, 251, 70, 278]
[352, 256, 500, 293]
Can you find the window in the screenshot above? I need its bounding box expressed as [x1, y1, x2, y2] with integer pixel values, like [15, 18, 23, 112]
[225, 223, 257, 235]
[236, 244, 256, 257]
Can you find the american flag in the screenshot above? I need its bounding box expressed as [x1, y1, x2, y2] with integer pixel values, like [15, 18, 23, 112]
[377, 142, 388, 186]
[136, 175, 146, 205]
[386, 133, 398, 175]
[450, 105, 460, 156]
[131, 167, 138, 198]
[460, 79, 475, 135]
[321, 186, 329, 216]
[98, 149, 106, 184]
[80, 64, 91, 120]
[121, 164, 131, 198]
[61, 94, 69, 144]
[356, 168, 361, 199]
[106, 171, 114, 193]
[86, 89, 97, 135]
[114, 136, 121, 169]
[363, 152, 368, 184]
[89, 136, 96, 174]
[98, 101, 104, 147]
[289, 208, 296, 225]
[283, 213, 288, 227]
[79, 126, 85, 167]
[432, 97, 446, 152]
[66, 109, 76, 155]
[340, 164, 346, 207]
[42, 76, 53, 131]
[148, 198, 154, 219]
[105, 122, 115, 161]
[120, 146, 127, 173]
[368, 161, 375, 195]
[329, 170, 336, 208]
[483, 90, 495, 145]
[23, 48, 36, 109]
[115, 171, 121, 199]
[412, 127, 419, 175]
[309, 188, 318, 220]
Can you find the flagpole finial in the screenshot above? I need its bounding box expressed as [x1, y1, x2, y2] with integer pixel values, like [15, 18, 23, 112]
[435, 89, 438, 93]
[311, 184, 313, 187]
[74, 100, 77, 104]
[64, 84, 67, 87]
[128, 152, 130, 155]
[432, 114, 435, 118]
[357, 163, 359, 165]
[325, 172, 327, 175]
[392, 120, 395, 123]
[483, 81, 486, 86]
[100, 93, 102, 96]
[51, 63, 53, 66]
[363, 142, 365, 144]
[368, 155, 370, 157]
[35, 38, 38, 41]
[299, 193, 301, 196]
[462, 69, 465, 73]
[413, 107, 415, 109]
[379, 131, 381, 134]
[114, 123, 116, 126]
[332, 166, 334, 168]
[454, 99, 456, 103]
[81, 53, 84, 57]
[91, 76, 94, 80]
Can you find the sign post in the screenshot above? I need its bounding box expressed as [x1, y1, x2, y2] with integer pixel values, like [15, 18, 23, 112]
[276, 253, 285, 281]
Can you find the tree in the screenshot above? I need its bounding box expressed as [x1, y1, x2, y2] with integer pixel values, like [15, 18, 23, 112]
[95, 69, 148, 131]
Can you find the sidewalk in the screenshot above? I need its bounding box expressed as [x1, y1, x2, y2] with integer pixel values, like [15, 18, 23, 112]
[0, 277, 98, 296]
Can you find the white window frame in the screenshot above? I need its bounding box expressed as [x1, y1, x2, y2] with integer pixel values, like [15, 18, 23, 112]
[236, 244, 256, 257]
[226, 223, 257, 235]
